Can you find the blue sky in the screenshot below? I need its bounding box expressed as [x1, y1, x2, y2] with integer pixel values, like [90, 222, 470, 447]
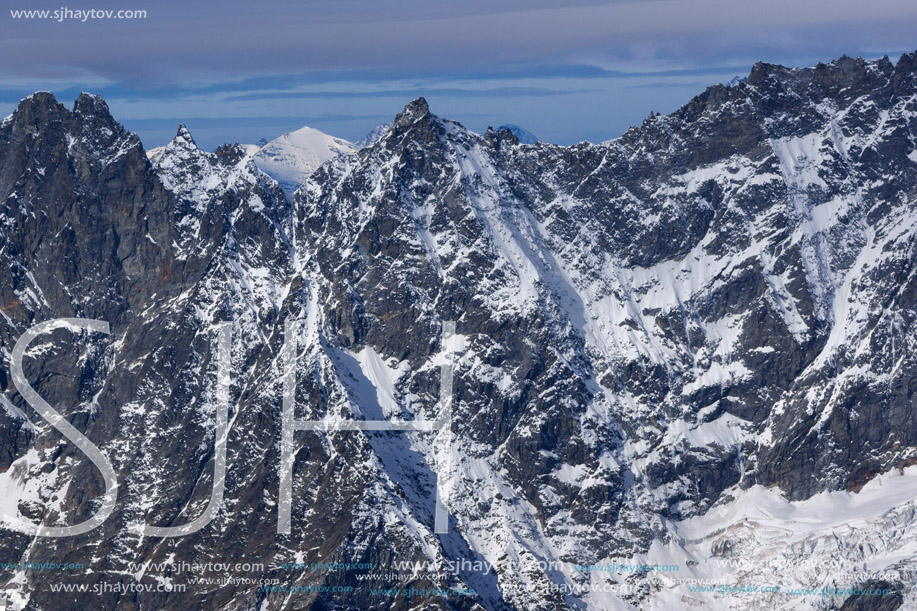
[2, 0, 915, 150]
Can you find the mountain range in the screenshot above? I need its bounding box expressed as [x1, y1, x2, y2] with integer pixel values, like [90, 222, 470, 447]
[0, 52, 916, 610]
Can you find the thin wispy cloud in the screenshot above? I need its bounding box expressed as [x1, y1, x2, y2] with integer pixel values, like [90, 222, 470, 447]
[2, 0, 913, 148]
[225, 87, 601, 102]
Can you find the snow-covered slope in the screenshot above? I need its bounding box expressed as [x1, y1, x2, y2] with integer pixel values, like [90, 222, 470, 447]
[293, 54, 917, 610]
[253, 125, 355, 194]
[238, 143, 262, 157]
[639, 466, 917, 609]
[148, 141, 260, 165]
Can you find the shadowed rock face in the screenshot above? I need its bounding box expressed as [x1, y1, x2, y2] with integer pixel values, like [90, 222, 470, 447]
[0, 52, 916, 610]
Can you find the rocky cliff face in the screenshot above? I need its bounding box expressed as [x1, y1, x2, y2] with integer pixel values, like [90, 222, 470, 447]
[1, 54, 916, 611]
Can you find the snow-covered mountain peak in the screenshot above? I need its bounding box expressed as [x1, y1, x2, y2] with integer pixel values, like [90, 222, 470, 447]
[380, 97, 461, 155]
[72, 91, 111, 116]
[145, 146, 165, 164]
[393, 96, 431, 126]
[169, 123, 198, 151]
[252, 124, 355, 194]
[152, 124, 260, 211]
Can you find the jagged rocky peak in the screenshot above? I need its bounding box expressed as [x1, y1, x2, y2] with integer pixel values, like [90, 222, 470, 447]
[3, 91, 131, 158]
[214, 141, 250, 165]
[69, 91, 135, 147]
[745, 52, 904, 101]
[397, 95, 430, 121]
[617, 52, 917, 168]
[349, 96, 459, 185]
[0, 91, 176, 327]
[486, 125, 520, 147]
[72, 91, 113, 117]
[150, 119, 290, 245]
[894, 50, 917, 87]
[388, 96, 441, 139]
[150, 123, 217, 201]
[1, 91, 148, 185]
[4, 91, 68, 134]
[171, 123, 197, 149]
[156, 124, 256, 178]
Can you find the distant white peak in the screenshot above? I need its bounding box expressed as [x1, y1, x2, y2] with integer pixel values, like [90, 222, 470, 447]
[355, 122, 392, 149]
[253, 125, 355, 194]
[496, 124, 539, 144]
[146, 146, 166, 164]
[238, 143, 262, 158]
[725, 75, 747, 88]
